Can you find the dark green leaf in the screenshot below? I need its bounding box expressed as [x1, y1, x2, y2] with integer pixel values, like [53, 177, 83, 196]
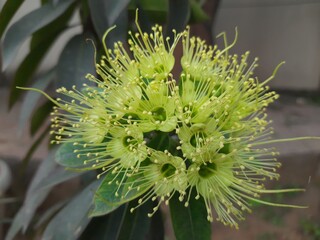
[128, 0, 168, 23]
[91, 171, 128, 217]
[56, 33, 96, 90]
[93, 170, 151, 209]
[79, 215, 110, 240]
[42, 180, 101, 240]
[169, 190, 211, 240]
[18, 68, 55, 133]
[8, 3, 75, 108]
[146, 206, 164, 240]
[129, 0, 167, 12]
[90, 193, 120, 217]
[166, 0, 190, 42]
[55, 142, 88, 168]
[1, 0, 75, 70]
[5, 150, 56, 240]
[103, 204, 127, 240]
[118, 199, 153, 240]
[90, 200, 154, 240]
[190, 0, 209, 23]
[30, 100, 54, 136]
[0, 0, 24, 38]
[88, 0, 129, 46]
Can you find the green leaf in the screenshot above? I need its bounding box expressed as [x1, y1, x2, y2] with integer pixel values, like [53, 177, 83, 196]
[88, 0, 129, 43]
[56, 33, 96, 90]
[55, 142, 88, 168]
[117, 199, 153, 240]
[5, 148, 83, 240]
[5, 150, 55, 240]
[89, 200, 153, 240]
[79, 215, 110, 240]
[18, 68, 55, 133]
[8, 3, 75, 108]
[91, 171, 129, 217]
[0, 0, 24, 38]
[42, 180, 101, 240]
[30, 100, 54, 136]
[30, 2, 76, 50]
[93, 170, 151, 208]
[166, 0, 190, 41]
[129, 0, 167, 12]
[147, 207, 165, 240]
[1, 0, 75, 70]
[103, 205, 128, 240]
[90, 193, 120, 217]
[190, 0, 209, 23]
[128, 0, 168, 23]
[169, 190, 211, 240]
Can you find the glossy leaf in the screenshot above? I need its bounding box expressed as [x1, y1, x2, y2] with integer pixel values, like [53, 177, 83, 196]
[169, 191, 211, 240]
[166, 0, 190, 41]
[0, 0, 24, 38]
[8, 3, 75, 108]
[93, 170, 151, 209]
[42, 180, 101, 240]
[1, 0, 75, 70]
[18, 68, 55, 133]
[91, 171, 128, 217]
[55, 142, 88, 168]
[56, 33, 96, 90]
[90, 193, 120, 217]
[88, 0, 129, 44]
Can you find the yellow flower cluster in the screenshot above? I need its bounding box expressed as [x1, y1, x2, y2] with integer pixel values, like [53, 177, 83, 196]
[40, 19, 305, 228]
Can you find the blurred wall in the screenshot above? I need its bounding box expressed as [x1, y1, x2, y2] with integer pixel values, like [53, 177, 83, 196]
[1, 0, 320, 91]
[214, 0, 320, 91]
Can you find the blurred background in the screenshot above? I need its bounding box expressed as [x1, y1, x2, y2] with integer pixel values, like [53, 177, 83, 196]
[0, 0, 320, 239]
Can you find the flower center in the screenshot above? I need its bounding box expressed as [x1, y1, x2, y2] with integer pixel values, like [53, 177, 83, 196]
[152, 107, 167, 122]
[198, 162, 217, 178]
[161, 163, 176, 177]
[122, 136, 138, 148]
[219, 143, 230, 154]
[190, 132, 207, 148]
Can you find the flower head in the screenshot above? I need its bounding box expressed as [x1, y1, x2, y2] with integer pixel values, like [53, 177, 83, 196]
[32, 15, 310, 229]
